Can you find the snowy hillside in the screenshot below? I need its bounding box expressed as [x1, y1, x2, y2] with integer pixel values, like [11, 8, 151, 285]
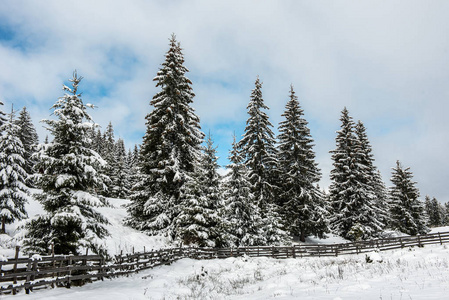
[0, 191, 171, 258]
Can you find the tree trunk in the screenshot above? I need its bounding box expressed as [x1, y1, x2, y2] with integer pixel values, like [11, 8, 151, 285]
[300, 229, 306, 243]
[1, 216, 5, 234]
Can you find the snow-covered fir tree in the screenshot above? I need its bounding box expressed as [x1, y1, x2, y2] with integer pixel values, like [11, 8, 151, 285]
[175, 133, 221, 247]
[238, 76, 278, 210]
[90, 129, 103, 155]
[329, 108, 384, 241]
[445, 202, 449, 225]
[237, 77, 287, 245]
[277, 86, 329, 242]
[0, 100, 6, 127]
[354, 121, 389, 231]
[389, 160, 428, 235]
[372, 169, 391, 227]
[22, 72, 109, 255]
[126, 34, 204, 239]
[127, 144, 141, 193]
[14, 106, 39, 184]
[100, 122, 116, 197]
[424, 196, 445, 227]
[221, 135, 263, 246]
[111, 138, 130, 198]
[0, 109, 29, 234]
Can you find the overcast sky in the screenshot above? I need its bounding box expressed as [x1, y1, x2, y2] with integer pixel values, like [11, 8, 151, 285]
[1, 0, 448, 203]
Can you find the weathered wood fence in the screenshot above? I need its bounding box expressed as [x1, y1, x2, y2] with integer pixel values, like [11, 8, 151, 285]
[2, 231, 449, 295]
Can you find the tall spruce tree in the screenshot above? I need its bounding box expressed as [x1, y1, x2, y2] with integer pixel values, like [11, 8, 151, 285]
[238, 77, 286, 245]
[354, 121, 388, 231]
[14, 107, 39, 183]
[22, 72, 109, 255]
[329, 108, 383, 240]
[221, 135, 263, 246]
[0, 109, 29, 234]
[237, 76, 278, 210]
[277, 86, 328, 242]
[389, 161, 428, 235]
[126, 34, 204, 239]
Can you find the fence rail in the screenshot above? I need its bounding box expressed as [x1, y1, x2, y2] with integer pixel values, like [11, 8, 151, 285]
[2, 231, 449, 295]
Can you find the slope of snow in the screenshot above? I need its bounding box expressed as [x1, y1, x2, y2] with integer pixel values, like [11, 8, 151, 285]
[96, 198, 170, 255]
[0, 192, 170, 257]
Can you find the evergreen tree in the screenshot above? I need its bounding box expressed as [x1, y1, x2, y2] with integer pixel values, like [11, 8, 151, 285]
[92, 129, 103, 155]
[127, 145, 141, 192]
[126, 34, 204, 238]
[111, 138, 130, 198]
[221, 135, 263, 246]
[372, 169, 391, 227]
[433, 197, 446, 226]
[277, 86, 328, 242]
[175, 133, 220, 247]
[101, 122, 116, 197]
[0, 109, 29, 233]
[445, 202, 449, 225]
[424, 196, 445, 227]
[22, 71, 109, 255]
[329, 108, 383, 240]
[238, 76, 278, 210]
[14, 107, 39, 181]
[354, 121, 389, 231]
[237, 77, 286, 244]
[389, 160, 428, 235]
[0, 100, 6, 127]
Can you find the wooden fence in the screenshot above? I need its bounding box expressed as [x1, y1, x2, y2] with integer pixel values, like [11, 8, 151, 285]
[2, 231, 449, 295]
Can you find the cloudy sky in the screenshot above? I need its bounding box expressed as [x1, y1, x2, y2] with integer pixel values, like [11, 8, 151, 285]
[1, 0, 448, 203]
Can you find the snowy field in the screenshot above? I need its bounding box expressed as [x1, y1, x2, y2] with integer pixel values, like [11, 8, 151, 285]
[6, 243, 449, 300]
[1, 195, 449, 299]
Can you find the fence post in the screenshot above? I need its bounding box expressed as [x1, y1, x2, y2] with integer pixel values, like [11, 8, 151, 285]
[31, 258, 38, 282]
[99, 257, 105, 281]
[439, 233, 443, 245]
[12, 246, 20, 295]
[25, 253, 32, 294]
[67, 256, 72, 288]
[51, 243, 56, 288]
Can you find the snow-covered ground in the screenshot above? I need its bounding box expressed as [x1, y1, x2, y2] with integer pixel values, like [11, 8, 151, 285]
[0, 193, 170, 258]
[6, 243, 449, 299]
[2, 193, 449, 299]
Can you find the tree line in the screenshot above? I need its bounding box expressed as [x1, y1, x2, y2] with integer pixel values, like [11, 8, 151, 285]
[1, 34, 448, 256]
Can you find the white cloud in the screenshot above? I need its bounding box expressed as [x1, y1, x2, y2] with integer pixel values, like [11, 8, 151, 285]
[0, 0, 448, 202]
